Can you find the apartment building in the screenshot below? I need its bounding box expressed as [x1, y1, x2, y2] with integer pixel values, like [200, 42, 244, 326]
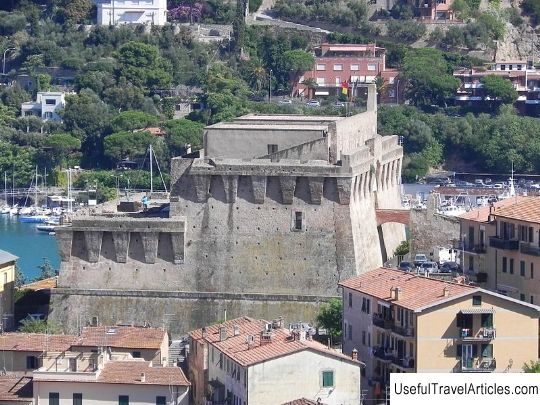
[188, 316, 362, 405]
[340, 268, 540, 404]
[454, 61, 540, 115]
[20, 92, 65, 122]
[71, 325, 169, 365]
[0, 250, 17, 329]
[293, 44, 400, 102]
[94, 0, 167, 26]
[32, 356, 190, 405]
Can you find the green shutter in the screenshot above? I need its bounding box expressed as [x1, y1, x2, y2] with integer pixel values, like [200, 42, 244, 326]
[322, 371, 334, 387]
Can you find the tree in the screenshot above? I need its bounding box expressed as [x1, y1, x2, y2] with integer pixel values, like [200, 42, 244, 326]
[165, 119, 204, 155]
[394, 240, 410, 256]
[523, 0, 540, 26]
[110, 110, 159, 133]
[302, 77, 317, 99]
[523, 360, 540, 373]
[117, 42, 172, 90]
[282, 50, 315, 73]
[18, 318, 62, 334]
[35, 257, 56, 281]
[481, 75, 518, 105]
[56, 0, 93, 24]
[316, 298, 342, 343]
[103, 130, 154, 162]
[14, 263, 26, 288]
[43, 133, 81, 168]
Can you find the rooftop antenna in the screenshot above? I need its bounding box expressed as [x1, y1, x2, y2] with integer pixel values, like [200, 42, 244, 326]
[509, 161, 516, 199]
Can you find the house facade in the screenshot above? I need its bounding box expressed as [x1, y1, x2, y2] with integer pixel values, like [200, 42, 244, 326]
[20, 92, 65, 122]
[407, 0, 454, 20]
[454, 61, 540, 115]
[188, 317, 362, 405]
[94, 0, 167, 26]
[340, 268, 540, 404]
[0, 250, 17, 330]
[293, 44, 400, 103]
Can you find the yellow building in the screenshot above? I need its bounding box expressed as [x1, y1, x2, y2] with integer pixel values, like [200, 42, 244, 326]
[340, 268, 540, 404]
[0, 250, 17, 330]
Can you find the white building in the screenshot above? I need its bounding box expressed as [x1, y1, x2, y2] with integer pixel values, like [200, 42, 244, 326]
[94, 0, 167, 26]
[33, 357, 190, 405]
[21, 92, 65, 122]
[188, 317, 362, 405]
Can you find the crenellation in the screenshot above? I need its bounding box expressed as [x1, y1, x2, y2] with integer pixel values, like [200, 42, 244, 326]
[279, 176, 297, 204]
[140, 232, 159, 264]
[307, 177, 324, 204]
[221, 175, 239, 203]
[336, 178, 352, 205]
[112, 231, 130, 263]
[250, 176, 267, 204]
[192, 174, 211, 202]
[84, 231, 103, 263]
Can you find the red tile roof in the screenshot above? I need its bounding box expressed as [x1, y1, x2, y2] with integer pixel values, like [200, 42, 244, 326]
[33, 361, 190, 387]
[0, 376, 33, 402]
[0, 333, 77, 353]
[339, 268, 477, 311]
[189, 317, 360, 367]
[282, 399, 326, 405]
[20, 276, 57, 291]
[491, 197, 540, 224]
[77, 326, 166, 350]
[459, 197, 528, 223]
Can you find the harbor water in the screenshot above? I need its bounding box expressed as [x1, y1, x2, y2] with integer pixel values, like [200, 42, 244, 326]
[0, 215, 60, 281]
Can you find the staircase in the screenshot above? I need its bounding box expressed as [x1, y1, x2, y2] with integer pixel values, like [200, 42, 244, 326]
[169, 339, 187, 367]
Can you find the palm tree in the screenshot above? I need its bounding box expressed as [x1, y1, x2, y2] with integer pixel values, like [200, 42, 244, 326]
[523, 360, 540, 373]
[249, 63, 266, 92]
[374, 74, 387, 104]
[302, 77, 318, 99]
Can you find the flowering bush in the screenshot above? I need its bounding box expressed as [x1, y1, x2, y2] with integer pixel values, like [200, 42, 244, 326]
[168, 3, 203, 22]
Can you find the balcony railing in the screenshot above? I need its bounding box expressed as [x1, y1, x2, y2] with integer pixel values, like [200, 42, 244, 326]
[520, 242, 540, 256]
[372, 313, 393, 329]
[392, 324, 415, 338]
[461, 358, 496, 373]
[391, 356, 415, 370]
[373, 347, 394, 362]
[463, 243, 487, 254]
[460, 327, 496, 340]
[489, 236, 519, 250]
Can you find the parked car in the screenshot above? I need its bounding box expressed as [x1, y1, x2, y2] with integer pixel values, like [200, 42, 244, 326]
[306, 100, 321, 107]
[334, 101, 346, 107]
[440, 261, 461, 273]
[420, 261, 438, 273]
[398, 261, 414, 272]
[279, 99, 292, 104]
[413, 254, 428, 267]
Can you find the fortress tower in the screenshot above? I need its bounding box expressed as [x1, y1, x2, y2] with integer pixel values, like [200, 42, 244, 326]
[50, 85, 405, 336]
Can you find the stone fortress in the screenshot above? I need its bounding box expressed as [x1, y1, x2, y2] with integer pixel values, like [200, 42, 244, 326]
[50, 85, 405, 336]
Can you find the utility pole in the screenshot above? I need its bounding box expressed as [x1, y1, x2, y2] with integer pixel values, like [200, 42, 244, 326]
[268, 69, 273, 102]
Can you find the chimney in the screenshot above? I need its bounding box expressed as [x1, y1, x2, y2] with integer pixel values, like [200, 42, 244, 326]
[202, 326, 207, 339]
[140, 372, 146, 383]
[366, 83, 377, 112]
[390, 287, 402, 301]
[443, 287, 450, 297]
[219, 326, 227, 342]
[351, 348, 358, 361]
[233, 324, 240, 336]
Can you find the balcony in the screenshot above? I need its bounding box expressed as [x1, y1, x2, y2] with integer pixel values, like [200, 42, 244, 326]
[391, 356, 415, 371]
[392, 324, 415, 338]
[489, 236, 519, 250]
[459, 327, 496, 341]
[372, 313, 393, 330]
[373, 347, 394, 362]
[520, 242, 540, 256]
[461, 358, 496, 373]
[463, 243, 487, 254]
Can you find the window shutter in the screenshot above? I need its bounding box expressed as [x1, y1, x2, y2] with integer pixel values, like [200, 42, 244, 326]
[472, 345, 478, 357]
[456, 344, 462, 358]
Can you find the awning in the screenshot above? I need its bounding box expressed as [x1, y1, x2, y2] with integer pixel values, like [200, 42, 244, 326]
[314, 90, 330, 95]
[460, 308, 495, 314]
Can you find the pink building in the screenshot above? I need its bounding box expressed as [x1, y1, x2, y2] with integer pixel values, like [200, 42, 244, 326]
[293, 44, 400, 103]
[409, 0, 455, 20]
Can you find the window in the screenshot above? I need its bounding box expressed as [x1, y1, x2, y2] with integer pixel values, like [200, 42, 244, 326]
[531, 295, 534, 304]
[531, 263, 534, 280]
[368, 332, 371, 347]
[155, 396, 166, 405]
[472, 295, 482, 306]
[335, 77, 341, 85]
[520, 260, 525, 277]
[348, 324, 352, 340]
[119, 396, 129, 405]
[50, 393, 59, 405]
[219, 353, 223, 369]
[362, 331, 366, 345]
[520, 293, 525, 301]
[468, 256, 474, 271]
[294, 211, 303, 231]
[361, 297, 371, 314]
[348, 292, 352, 308]
[26, 356, 37, 370]
[316, 64, 326, 71]
[517, 65, 523, 70]
[530, 227, 534, 242]
[367, 64, 377, 71]
[481, 344, 493, 358]
[502, 257, 507, 273]
[481, 313, 493, 328]
[322, 370, 334, 388]
[333, 64, 343, 71]
[510, 258, 514, 274]
[267, 144, 278, 154]
[350, 64, 359, 71]
[316, 78, 325, 85]
[73, 393, 82, 405]
[132, 351, 141, 358]
[45, 99, 56, 105]
[509, 65, 513, 70]
[501, 64, 506, 70]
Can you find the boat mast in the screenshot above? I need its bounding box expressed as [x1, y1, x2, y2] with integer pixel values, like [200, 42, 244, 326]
[149, 143, 153, 194]
[35, 165, 38, 207]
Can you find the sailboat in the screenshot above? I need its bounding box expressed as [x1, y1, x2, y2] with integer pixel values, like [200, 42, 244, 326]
[19, 166, 50, 223]
[498, 163, 517, 200]
[1, 172, 10, 214]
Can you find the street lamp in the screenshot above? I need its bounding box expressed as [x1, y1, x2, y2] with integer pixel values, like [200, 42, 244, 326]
[2, 47, 17, 76]
[268, 69, 273, 102]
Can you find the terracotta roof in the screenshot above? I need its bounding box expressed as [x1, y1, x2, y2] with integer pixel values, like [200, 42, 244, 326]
[189, 317, 360, 367]
[0, 333, 77, 353]
[282, 399, 326, 405]
[20, 276, 57, 291]
[339, 268, 477, 311]
[33, 361, 190, 386]
[0, 376, 33, 402]
[491, 197, 540, 224]
[77, 326, 166, 350]
[458, 197, 528, 222]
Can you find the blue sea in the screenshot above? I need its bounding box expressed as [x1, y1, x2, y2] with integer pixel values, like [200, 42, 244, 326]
[0, 215, 60, 282]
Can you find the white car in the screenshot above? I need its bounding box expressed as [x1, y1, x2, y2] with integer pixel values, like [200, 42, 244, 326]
[306, 100, 321, 107]
[279, 99, 292, 104]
